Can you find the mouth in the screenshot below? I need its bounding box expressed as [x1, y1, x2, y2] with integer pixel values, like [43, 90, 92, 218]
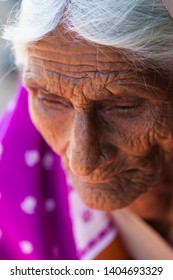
[67, 167, 140, 186]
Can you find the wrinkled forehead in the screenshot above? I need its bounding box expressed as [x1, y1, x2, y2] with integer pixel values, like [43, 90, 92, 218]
[24, 27, 173, 103]
[27, 26, 139, 72]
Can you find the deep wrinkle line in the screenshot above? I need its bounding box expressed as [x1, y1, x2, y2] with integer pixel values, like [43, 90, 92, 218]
[24, 65, 152, 88]
[23, 74, 165, 103]
[28, 55, 135, 72]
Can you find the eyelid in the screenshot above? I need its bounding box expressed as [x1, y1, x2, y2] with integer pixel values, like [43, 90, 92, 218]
[98, 96, 144, 108]
[39, 89, 66, 101]
[38, 89, 73, 108]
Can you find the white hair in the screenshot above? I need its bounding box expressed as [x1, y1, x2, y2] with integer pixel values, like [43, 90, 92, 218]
[2, 0, 173, 70]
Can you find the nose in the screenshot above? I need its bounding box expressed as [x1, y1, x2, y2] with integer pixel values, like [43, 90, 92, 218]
[67, 110, 101, 176]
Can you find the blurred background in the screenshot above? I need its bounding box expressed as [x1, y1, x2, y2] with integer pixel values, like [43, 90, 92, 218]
[0, 0, 19, 114]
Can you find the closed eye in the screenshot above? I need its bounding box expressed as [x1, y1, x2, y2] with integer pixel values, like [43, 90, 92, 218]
[99, 97, 144, 110]
[38, 90, 73, 110]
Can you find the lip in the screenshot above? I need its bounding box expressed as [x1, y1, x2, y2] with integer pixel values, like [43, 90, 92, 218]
[79, 178, 110, 185]
[63, 157, 140, 184]
[68, 169, 133, 185]
[66, 169, 108, 185]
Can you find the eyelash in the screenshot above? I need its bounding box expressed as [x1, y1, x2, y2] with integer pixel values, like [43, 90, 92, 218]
[115, 105, 140, 110]
[100, 103, 143, 115]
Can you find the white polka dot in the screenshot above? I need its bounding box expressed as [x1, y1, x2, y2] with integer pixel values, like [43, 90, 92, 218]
[42, 153, 54, 170]
[0, 143, 4, 160]
[45, 199, 56, 212]
[0, 229, 3, 239]
[19, 241, 33, 254]
[20, 196, 37, 214]
[25, 150, 40, 167]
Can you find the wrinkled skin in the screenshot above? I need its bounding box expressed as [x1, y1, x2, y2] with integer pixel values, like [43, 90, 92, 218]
[23, 28, 173, 238]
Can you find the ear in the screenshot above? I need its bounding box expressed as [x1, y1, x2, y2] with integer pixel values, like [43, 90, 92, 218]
[162, 0, 173, 19]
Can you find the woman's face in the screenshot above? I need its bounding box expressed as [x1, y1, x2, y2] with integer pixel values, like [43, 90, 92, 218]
[23, 28, 173, 211]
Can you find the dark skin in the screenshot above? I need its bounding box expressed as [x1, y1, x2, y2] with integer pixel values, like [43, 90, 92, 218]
[23, 28, 173, 244]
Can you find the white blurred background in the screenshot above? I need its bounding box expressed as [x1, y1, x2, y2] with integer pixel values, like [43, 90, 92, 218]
[0, 0, 19, 114]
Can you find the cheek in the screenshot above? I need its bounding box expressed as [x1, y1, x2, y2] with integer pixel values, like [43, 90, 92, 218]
[28, 95, 73, 154]
[105, 117, 154, 156]
[153, 111, 173, 152]
[106, 104, 173, 156]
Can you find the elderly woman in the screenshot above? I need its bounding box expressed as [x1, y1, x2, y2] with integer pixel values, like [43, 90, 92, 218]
[0, 0, 173, 260]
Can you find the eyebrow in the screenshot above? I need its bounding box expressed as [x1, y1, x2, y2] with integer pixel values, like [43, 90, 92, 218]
[23, 71, 48, 89]
[24, 81, 162, 106]
[23, 69, 168, 103]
